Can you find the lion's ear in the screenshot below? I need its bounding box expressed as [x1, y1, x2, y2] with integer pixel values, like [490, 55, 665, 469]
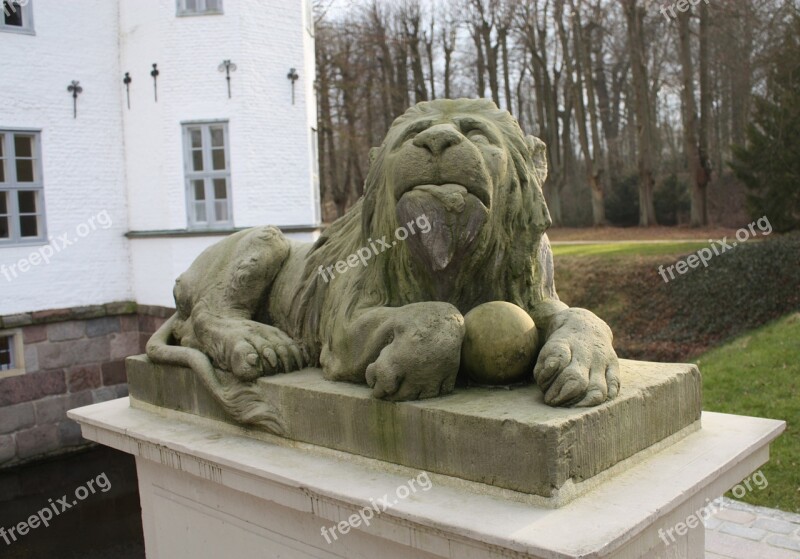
[525, 135, 548, 187]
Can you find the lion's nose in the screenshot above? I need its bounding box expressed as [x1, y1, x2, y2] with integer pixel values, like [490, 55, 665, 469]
[413, 124, 463, 156]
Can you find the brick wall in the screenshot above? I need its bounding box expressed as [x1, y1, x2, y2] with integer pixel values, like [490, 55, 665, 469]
[0, 303, 173, 468]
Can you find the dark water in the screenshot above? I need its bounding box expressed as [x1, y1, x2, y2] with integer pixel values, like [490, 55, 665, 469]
[0, 447, 145, 558]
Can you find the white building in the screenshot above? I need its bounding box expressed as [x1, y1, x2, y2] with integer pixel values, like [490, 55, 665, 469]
[1, 0, 318, 313]
[0, 0, 317, 465]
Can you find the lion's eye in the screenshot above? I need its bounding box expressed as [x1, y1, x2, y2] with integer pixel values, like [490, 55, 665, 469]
[467, 130, 489, 143]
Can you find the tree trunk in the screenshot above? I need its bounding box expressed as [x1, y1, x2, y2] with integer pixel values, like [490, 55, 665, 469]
[404, 9, 429, 103]
[558, 0, 600, 225]
[443, 26, 455, 99]
[677, 7, 707, 226]
[622, 0, 657, 226]
[425, 17, 436, 100]
[501, 28, 513, 111]
[471, 24, 487, 97]
[698, 0, 712, 216]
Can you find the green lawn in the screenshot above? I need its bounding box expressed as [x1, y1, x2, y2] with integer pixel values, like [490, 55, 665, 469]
[695, 313, 800, 512]
[552, 235, 800, 512]
[551, 241, 709, 258]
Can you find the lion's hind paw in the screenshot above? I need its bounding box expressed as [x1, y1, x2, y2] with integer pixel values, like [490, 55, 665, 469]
[226, 321, 308, 381]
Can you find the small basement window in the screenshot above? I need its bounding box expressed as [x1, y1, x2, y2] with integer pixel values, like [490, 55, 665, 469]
[0, 330, 24, 377]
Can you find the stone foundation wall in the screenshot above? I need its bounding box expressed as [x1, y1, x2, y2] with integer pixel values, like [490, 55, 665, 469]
[0, 303, 173, 468]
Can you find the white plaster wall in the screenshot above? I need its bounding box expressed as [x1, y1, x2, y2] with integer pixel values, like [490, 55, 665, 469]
[0, 0, 133, 315]
[120, 0, 319, 308]
[120, 0, 319, 231]
[0, 0, 319, 314]
[130, 229, 318, 308]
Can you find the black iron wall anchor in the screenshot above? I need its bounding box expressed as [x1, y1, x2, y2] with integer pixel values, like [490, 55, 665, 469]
[287, 68, 299, 105]
[218, 59, 237, 99]
[150, 63, 160, 102]
[123, 72, 132, 109]
[67, 81, 83, 119]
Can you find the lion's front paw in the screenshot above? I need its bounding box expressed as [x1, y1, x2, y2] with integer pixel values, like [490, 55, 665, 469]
[533, 308, 620, 407]
[203, 320, 307, 381]
[363, 308, 464, 401]
[365, 343, 459, 401]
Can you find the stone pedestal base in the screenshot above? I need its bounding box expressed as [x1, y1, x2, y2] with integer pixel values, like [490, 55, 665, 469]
[70, 399, 783, 559]
[126, 355, 703, 504]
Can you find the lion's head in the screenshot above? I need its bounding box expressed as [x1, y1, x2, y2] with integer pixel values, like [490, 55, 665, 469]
[293, 99, 553, 353]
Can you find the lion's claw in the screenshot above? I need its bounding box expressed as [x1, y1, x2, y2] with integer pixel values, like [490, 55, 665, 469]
[534, 308, 620, 407]
[223, 321, 306, 381]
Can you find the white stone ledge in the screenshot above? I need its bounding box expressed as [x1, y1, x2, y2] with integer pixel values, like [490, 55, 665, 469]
[69, 399, 784, 559]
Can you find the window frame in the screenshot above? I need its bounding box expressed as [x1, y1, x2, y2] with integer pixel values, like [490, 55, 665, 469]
[176, 0, 223, 17]
[1, 0, 35, 34]
[182, 121, 233, 230]
[0, 330, 25, 378]
[0, 129, 47, 247]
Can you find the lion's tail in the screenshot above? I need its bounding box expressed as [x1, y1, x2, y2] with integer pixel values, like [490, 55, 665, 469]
[145, 315, 286, 435]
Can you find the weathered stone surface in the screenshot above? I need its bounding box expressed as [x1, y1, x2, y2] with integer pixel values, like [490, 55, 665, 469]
[34, 392, 92, 425]
[47, 321, 85, 342]
[24, 345, 39, 373]
[22, 324, 48, 343]
[16, 424, 60, 459]
[0, 434, 15, 464]
[37, 338, 110, 369]
[138, 314, 164, 334]
[57, 419, 83, 447]
[3, 313, 33, 327]
[0, 370, 65, 406]
[92, 386, 118, 404]
[35, 395, 69, 424]
[101, 360, 127, 385]
[128, 355, 702, 499]
[71, 305, 107, 320]
[86, 316, 120, 338]
[120, 315, 139, 332]
[110, 332, 140, 360]
[66, 364, 102, 392]
[0, 402, 35, 434]
[104, 301, 138, 315]
[30, 308, 71, 323]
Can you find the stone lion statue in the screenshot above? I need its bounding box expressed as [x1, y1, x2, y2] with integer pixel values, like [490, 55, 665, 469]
[147, 98, 619, 433]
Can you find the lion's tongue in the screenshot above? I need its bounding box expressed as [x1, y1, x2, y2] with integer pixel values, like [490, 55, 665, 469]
[411, 184, 468, 213]
[397, 186, 487, 273]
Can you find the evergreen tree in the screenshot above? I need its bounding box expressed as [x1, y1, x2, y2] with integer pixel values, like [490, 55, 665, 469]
[730, 14, 800, 232]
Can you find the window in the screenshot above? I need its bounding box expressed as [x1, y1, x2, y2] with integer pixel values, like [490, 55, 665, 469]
[183, 122, 232, 228]
[1, 0, 34, 33]
[0, 131, 46, 245]
[0, 331, 24, 377]
[176, 0, 222, 16]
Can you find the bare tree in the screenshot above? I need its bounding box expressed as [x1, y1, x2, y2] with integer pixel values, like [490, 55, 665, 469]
[621, 0, 657, 226]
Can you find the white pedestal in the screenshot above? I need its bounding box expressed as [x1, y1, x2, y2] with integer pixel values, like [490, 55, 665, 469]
[69, 399, 784, 559]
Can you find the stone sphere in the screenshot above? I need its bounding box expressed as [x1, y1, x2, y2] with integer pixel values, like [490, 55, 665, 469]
[460, 301, 539, 385]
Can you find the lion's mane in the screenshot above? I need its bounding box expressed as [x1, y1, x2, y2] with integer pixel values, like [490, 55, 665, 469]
[289, 99, 553, 360]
